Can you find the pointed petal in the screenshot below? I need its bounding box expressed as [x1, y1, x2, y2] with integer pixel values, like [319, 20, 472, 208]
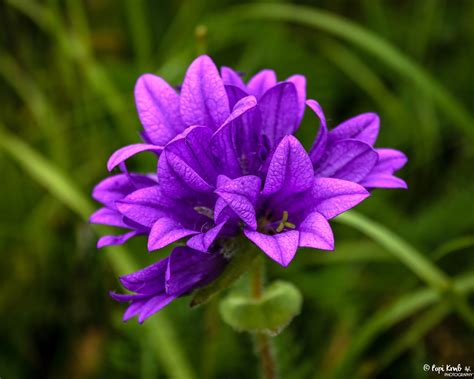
[158, 150, 214, 198]
[372, 148, 408, 173]
[244, 229, 299, 267]
[211, 96, 259, 178]
[97, 231, 139, 248]
[122, 300, 147, 321]
[148, 217, 198, 251]
[298, 211, 334, 250]
[90, 207, 128, 228]
[166, 246, 227, 295]
[314, 140, 378, 182]
[286, 74, 306, 123]
[312, 178, 369, 219]
[180, 55, 229, 129]
[360, 174, 407, 189]
[247, 69, 277, 99]
[307, 100, 328, 164]
[135, 73, 185, 145]
[138, 295, 175, 323]
[116, 186, 173, 228]
[92, 174, 157, 207]
[221, 66, 246, 89]
[262, 136, 313, 196]
[358, 148, 407, 189]
[215, 175, 261, 229]
[166, 126, 216, 179]
[330, 113, 379, 146]
[119, 257, 168, 294]
[107, 144, 162, 171]
[224, 84, 249, 109]
[186, 221, 227, 252]
[259, 82, 299, 146]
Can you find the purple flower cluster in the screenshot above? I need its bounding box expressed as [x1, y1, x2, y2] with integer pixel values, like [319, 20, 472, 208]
[91, 55, 407, 322]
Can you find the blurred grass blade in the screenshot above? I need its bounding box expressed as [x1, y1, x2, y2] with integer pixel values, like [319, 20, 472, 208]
[217, 3, 474, 140]
[332, 272, 474, 379]
[335, 211, 450, 291]
[0, 53, 69, 166]
[0, 126, 197, 379]
[6, 0, 135, 141]
[335, 211, 474, 329]
[370, 304, 449, 375]
[317, 39, 408, 125]
[433, 235, 474, 261]
[0, 127, 92, 219]
[124, 0, 152, 70]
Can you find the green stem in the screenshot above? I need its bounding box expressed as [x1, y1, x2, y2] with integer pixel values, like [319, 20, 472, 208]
[251, 257, 277, 379]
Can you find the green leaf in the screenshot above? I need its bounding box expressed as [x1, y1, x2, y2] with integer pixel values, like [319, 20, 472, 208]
[219, 280, 303, 335]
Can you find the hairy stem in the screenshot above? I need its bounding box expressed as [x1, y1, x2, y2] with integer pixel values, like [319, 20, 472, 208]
[251, 257, 277, 379]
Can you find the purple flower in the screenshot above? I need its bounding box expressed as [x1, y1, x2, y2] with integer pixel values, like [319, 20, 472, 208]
[306, 100, 407, 189]
[110, 246, 226, 323]
[92, 55, 407, 321]
[90, 173, 157, 247]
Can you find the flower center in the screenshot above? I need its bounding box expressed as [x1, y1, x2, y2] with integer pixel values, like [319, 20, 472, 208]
[194, 206, 214, 219]
[259, 210, 296, 234]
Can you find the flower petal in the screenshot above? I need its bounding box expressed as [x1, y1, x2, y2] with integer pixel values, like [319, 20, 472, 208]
[186, 221, 227, 252]
[259, 82, 299, 147]
[221, 66, 246, 90]
[312, 178, 369, 219]
[215, 175, 261, 229]
[107, 144, 162, 172]
[165, 246, 227, 295]
[307, 100, 328, 164]
[372, 148, 408, 173]
[314, 139, 378, 182]
[286, 74, 306, 123]
[134, 73, 185, 145]
[120, 257, 168, 294]
[148, 217, 199, 251]
[224, 84, 249, 110]
[158, 150, 214, 198]
[116, 186, 173, 228]
[90, 207, 128, 228]
[166, 126, 216, 180]
[211, 96, 259, 178]
[330, 113, 379, 146]
[262, 135, 314, 196]
[358, 148, 407, 189]
[247, 69, 277, 99]
[298, 211, 334, 250]
[92, 174, 157, 207]
[244, 229, 299, 267]
[180, 55, 229, 129]
[359, 174, 407, 189]
[97, 231, 139, 248]
[137, 295, 176, 323]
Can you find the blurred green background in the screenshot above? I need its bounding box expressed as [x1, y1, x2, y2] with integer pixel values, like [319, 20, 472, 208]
[1, 0, 473, 378]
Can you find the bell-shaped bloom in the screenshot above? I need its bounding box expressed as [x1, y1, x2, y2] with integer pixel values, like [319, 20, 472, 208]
[113, 117, 369, 267]
[110, 246, 226, 322]
[90, 173, 157, 247]
[307, 100, 407, 189]
[92, 55, 406, 321]
[107, 55, 231, 171]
